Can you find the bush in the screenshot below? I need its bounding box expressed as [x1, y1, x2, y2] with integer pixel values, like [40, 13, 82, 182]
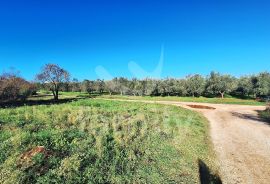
[259, 103, 270, 122]
[0, 73, 35, 102]
[263, 103, 270, 114]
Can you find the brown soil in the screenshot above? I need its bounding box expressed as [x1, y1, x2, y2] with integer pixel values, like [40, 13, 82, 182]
[187, 104, 216, 110]
[20, 146, 47, 161]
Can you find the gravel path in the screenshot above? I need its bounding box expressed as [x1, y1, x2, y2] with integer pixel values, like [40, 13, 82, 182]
[102, 99, 270, 184]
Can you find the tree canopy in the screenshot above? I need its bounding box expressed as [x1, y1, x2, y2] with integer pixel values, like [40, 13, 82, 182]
[36, 64, 70, 100]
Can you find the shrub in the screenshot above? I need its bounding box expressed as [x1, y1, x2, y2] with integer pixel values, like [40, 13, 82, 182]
[0, 73, 35, 102]
[259, 103, 270, 123]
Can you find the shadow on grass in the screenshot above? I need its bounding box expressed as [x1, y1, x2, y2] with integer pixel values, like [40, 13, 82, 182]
[0, 97, 86, 109]
[257, 110, 270, 125]
[32, 94, 53, 98]
[198, 159, 222, 184]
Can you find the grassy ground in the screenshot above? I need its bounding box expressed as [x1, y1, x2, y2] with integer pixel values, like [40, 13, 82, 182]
[259, 105, 270, 123]
[34, 91, 266, 106]
[98, 95, 266, 106]
[0, 98, 219, 183]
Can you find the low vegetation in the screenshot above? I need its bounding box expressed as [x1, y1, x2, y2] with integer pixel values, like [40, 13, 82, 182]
[98, 95, 266, 106]
[259, 104, 270, 123]
[0, 99, 218, 183]
[43, 91, 265, 106]
[0, 71, 35, 102]
[31, 90, 266, 106]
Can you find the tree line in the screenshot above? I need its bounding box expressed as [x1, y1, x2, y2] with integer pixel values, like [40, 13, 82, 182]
[1, 63, 270, 102]
[35, 64, 270, 100]
[55, 72, 270, 98]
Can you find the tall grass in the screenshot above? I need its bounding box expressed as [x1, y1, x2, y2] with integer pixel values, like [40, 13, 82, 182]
[0, 99, 218, 183]
[259, 103, 270, 123]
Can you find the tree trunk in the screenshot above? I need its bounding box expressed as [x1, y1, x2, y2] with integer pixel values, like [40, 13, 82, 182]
[52, 83, 59, 101]
[220, 92, 224, 99]
[54, 90, 59, 101]
[52, 90, 56, 100]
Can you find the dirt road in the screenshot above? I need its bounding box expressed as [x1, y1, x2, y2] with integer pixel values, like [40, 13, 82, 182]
[103, 99, 270, 184]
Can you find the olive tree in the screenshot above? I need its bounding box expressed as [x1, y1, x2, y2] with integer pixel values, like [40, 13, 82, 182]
[137, 79, 147, 96]
[114, 77, 129, 95]
[174, 79, 188, 96]
[81, 80, 95, 94]
[186, 74, 205, 97]
[144, 79, 159, 96]
[256, 72, 270, 97]
[128, 78, 139, 96]
[70, 78, 81, 92]
[105, 80, 117, 95]
[236, 76, 253, 97]
[250, 73, 270, 98]
[163, 78, 177, 96]
[94, 79, 105, 94]
[205, 72, 236, 98]
[129, 79, 147, 96]
[36, 64, 70, 101]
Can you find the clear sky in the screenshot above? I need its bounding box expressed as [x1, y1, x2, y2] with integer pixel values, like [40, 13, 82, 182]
[0, 0, 270, 80]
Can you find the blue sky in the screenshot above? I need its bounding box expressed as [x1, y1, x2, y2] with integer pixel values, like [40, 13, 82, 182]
[0, 0, 270, 80]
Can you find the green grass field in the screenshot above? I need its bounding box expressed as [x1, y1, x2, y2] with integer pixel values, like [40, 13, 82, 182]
[98, 95, 266, 106]
[0, 98, 219, 183]
[34, 91, 266, 106]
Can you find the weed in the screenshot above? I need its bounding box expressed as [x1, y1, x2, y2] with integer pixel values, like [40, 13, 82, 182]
[0, 99, 218, 183]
